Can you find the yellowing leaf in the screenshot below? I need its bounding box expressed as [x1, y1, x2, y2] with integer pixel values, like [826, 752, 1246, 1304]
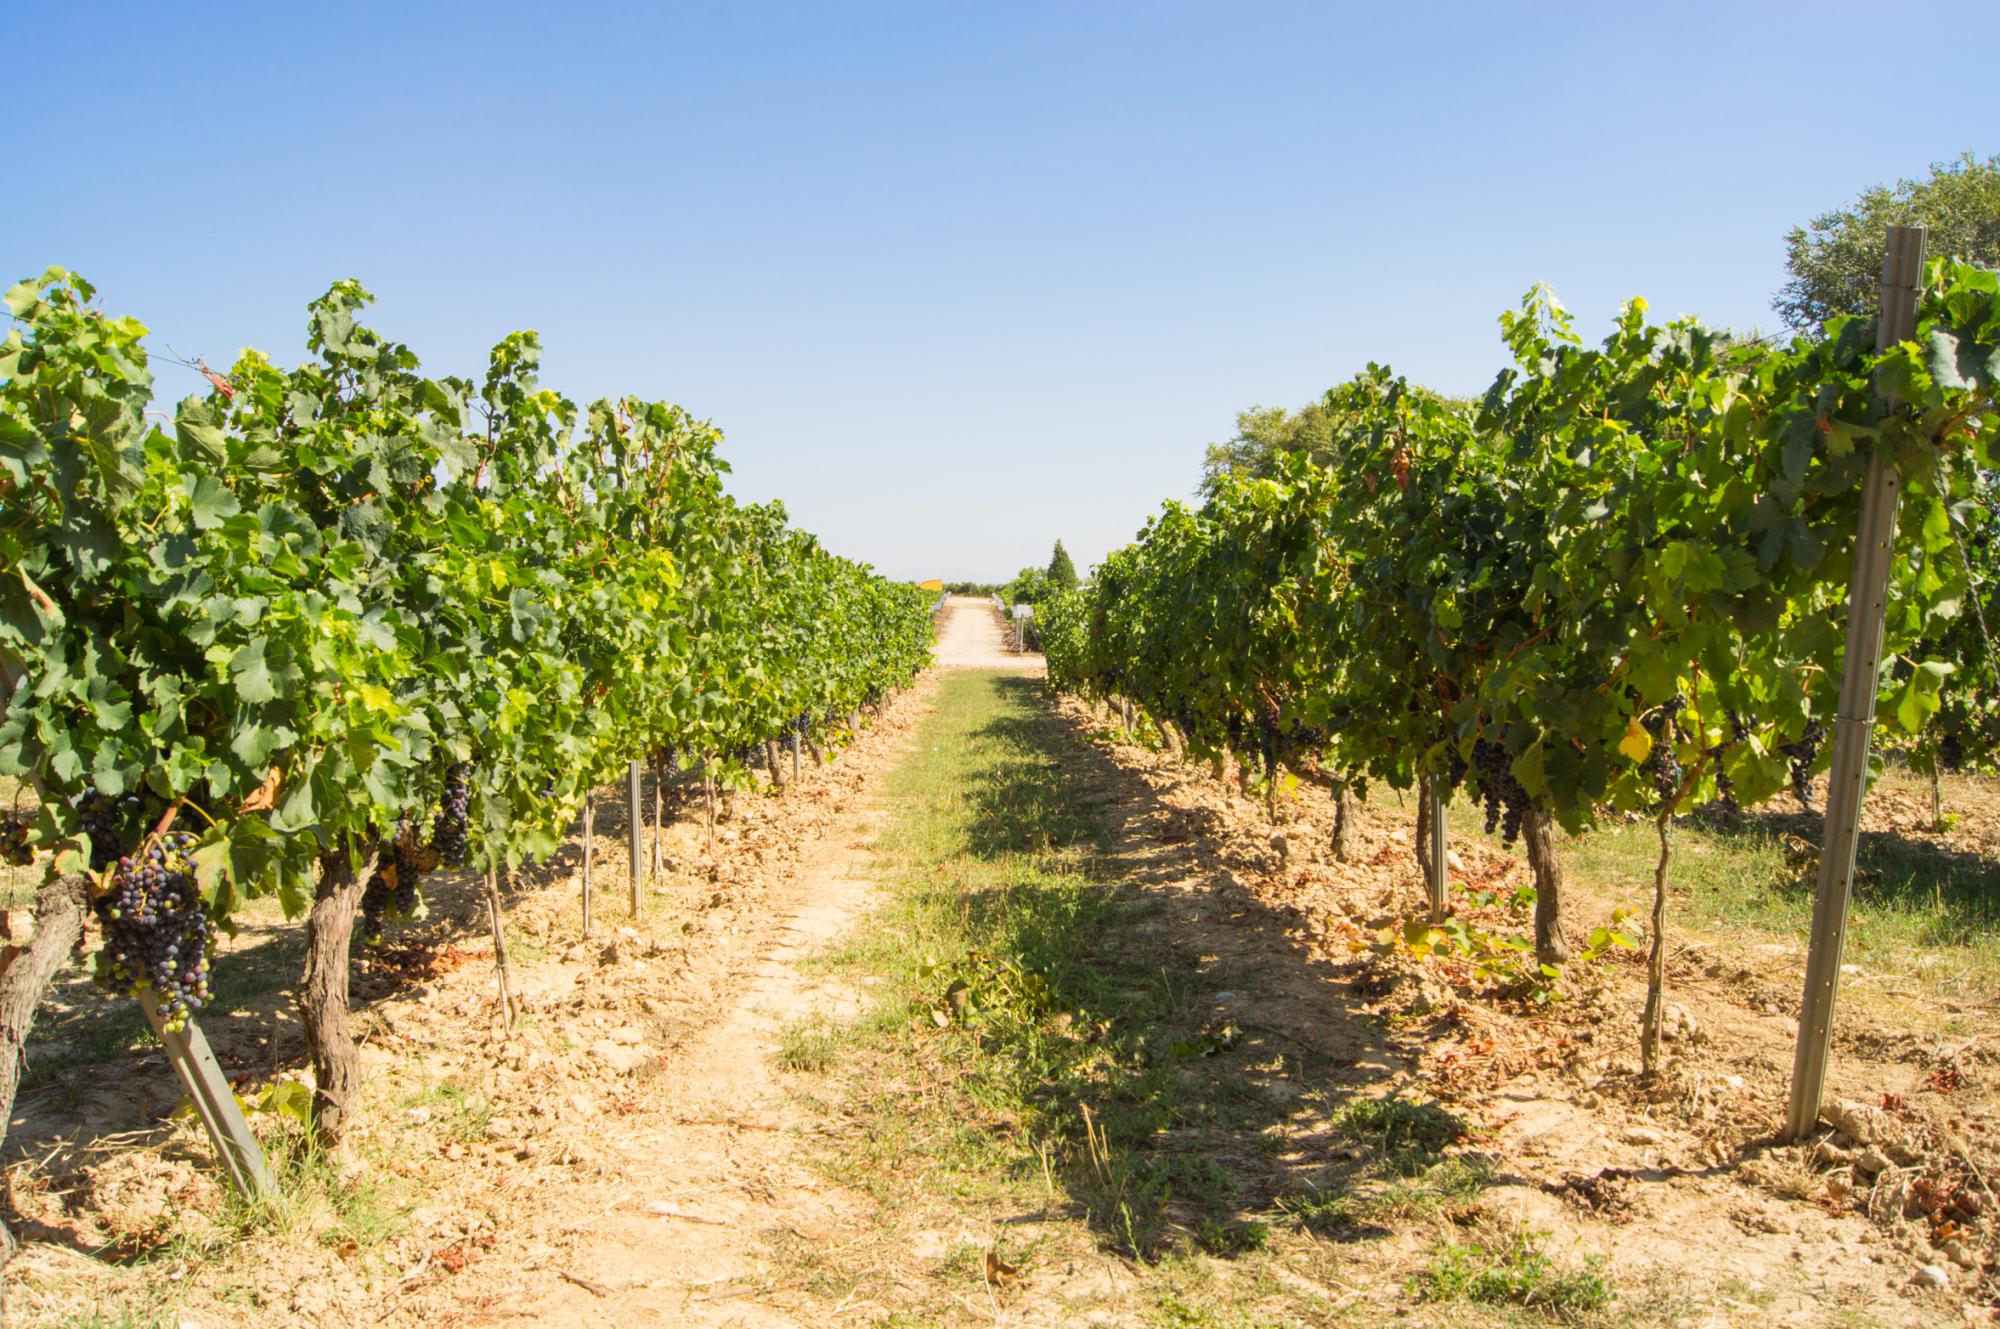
[1618, 718, 1653, 764]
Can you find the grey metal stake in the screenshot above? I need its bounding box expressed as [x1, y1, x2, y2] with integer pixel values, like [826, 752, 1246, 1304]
[1426, 786, 1449, 922]
[140, 993, 275, 1202]
[628, 758, 644, 914]
[1784, 224, 1927, 1140]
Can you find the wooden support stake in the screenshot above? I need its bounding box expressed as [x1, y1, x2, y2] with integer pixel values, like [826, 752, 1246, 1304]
[627, 759, 643, 914]
[1785, 224, 1926, 1141]
[580, 800, 594, 938]
[651, 752, 664, 880]
[791, 730, 802, 784]
[141, 993, 275, 1202]
[1426, 784, 1449, 922]
[484, 866, 516, 1026]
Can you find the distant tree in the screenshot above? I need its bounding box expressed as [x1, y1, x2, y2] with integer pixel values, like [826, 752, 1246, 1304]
[1776, 152, 2000, 333]
[1046, 540, 1079, 591]
[1199, 402, 1338, 497]
[1199, 388, 1471, 496]
[1004, 566, 1052, 608]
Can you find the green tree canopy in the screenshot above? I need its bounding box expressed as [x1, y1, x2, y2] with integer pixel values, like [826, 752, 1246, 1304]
[1004, 566, 1052, 607]
[1199, 389, 1472, 496]
[1046, 540, 1079, 590]
[1776, 152, 2000, 332]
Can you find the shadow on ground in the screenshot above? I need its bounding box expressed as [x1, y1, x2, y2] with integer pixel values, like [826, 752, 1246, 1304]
[927, 674, 1467, 1257]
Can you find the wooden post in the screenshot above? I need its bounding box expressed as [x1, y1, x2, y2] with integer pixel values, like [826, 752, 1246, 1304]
[627, 759, 643, 914]
[651, 752, 664, 879]
[1785, 224, 1927, 1141]
[1426, 784, 1448, 922]
[791, 729, 802, 784]
[141, 994, 275, 1202]
[580, 799, 594, 938]
[484, 866, 516, 1026]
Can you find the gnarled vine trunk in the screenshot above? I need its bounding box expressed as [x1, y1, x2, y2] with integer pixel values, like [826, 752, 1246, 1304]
[1521, 807, 1569, 965]
[1330, 781, 1355, 862]
[1640, 809, 1673, 1075]
[0, 868, 91, 1297]
[765, 739, 789, 790]
[300, 845, 370, 1143]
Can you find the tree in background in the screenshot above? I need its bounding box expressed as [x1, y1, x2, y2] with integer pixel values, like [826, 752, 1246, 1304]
[1775, 152, 2000, 332]
[1004, 566, 1052, 607]
[1046, 540, 1079, 591]
[1199, 401, 1340, 497]
[1199, 389, 1472, 496]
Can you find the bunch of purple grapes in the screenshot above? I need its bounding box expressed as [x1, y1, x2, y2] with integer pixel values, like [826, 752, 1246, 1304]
[361, 825, 428, 945]
[78, 791, 142, 871]
[93, 831, 212, 1031]
[1641, 695, 1687, 804]
[430, 762, 471, 866]
[1470, 738, 1530, 846]
[1777, 721, 1826, 809]
[0, 813, 33, 866]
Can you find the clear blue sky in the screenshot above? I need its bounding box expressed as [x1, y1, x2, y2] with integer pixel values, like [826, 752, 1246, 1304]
[12, 3, 1995, 582]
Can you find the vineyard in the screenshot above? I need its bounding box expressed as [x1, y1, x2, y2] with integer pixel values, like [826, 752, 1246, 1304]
[7, 248, 2000, 1328]
[0, 269, 934, 1309]
[1039, 251, 2000, 1086]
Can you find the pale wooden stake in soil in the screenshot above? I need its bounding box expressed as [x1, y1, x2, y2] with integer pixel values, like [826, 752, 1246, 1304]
[485, 865, 517, 1026]
[627, 759, 643, 914]
[580, 800, 594, 938]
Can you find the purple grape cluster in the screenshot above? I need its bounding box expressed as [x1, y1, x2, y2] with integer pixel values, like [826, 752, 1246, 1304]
[361, 825, 428, 945]
[1257, 702, 1281, 780]
[1470, 738, 1529, 845]
[430, 762, 471, 866]
[0, 813, 33, 866]
[1641, 695, 1687, 804]
[1777, 721, 1826, 809]
[78, 791, 141, 871]
[93, 831, 212, 1031]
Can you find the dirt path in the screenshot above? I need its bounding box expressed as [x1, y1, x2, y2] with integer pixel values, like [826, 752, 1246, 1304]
[934, 595, 1042, 672]
[517, 807, 894, 1326]
[5, 681, 944, 1329]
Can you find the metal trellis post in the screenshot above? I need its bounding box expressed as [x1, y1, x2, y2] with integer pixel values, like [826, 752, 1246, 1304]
[141, 993, 275, 1202]
[1784, 224, 1927, 1140]
[1426, 786, 1449, 922]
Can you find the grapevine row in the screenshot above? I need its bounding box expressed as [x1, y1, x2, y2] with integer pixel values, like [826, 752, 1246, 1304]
[1040, 261, 2000, 1065]
[0, 270, 934, 1178]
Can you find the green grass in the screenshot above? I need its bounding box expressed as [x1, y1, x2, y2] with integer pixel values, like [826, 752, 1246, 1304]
[1418, 765, 2000, 1009]
[1410, 1227, 1614, 1319]
[813, 671, 1502, 1326]
[820, 671, 1200, 1255]
[776, 1019, 839, 1073]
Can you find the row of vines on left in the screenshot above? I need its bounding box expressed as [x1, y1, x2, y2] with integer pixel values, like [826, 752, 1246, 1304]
[0, 269, 935, 1203]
